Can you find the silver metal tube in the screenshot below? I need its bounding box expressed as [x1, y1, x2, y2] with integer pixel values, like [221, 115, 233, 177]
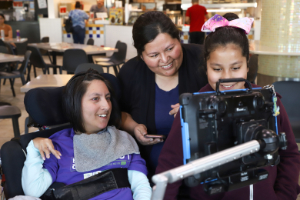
[151, 140, 261, 200]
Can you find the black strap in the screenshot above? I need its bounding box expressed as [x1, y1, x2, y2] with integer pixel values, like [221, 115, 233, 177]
[51, 168, 130, 200]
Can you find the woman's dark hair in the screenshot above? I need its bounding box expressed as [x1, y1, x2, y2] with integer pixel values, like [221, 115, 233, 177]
[63, 69, 121, 133]
[75, 1, 81, 9]
[132, 11, 180, 57]
[203, 13, 250, 71]
[0, 14, 5, 20]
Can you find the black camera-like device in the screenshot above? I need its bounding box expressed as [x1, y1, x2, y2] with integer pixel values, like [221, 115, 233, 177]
[179, 78, 287, 194]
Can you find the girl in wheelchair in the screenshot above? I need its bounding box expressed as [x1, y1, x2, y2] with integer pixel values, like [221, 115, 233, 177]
[22, 69, 152, 199]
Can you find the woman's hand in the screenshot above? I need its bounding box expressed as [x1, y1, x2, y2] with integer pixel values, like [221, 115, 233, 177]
[169, 103, 180, 118]
[134, 124, 162, 145]
[33, 137, 61, 160]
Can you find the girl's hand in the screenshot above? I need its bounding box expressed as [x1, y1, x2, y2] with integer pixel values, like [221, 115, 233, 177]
[33, 137, 61, 160]
[133, 124, 162, 146]
[169, 103, 180, 118]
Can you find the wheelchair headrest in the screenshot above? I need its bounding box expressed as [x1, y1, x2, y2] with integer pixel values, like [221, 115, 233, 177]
[24, 86, 67, 126]
[24, 73, 121, 126]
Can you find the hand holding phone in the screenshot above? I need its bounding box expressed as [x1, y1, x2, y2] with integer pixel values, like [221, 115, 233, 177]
[144, 134, 165, 139]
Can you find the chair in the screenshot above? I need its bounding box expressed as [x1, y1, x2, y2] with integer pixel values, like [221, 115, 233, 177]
[27, 46, 62, 78]
[0, 50, 31, 97]
[5, 43, 15, 55]
[63, 49, 89, 74]
[1, 73, 121, 199]
[87, 38, 94, 45]
[94, 40, 118, 62]
[0, 45, 8, 54]
[272, 81, 300, 143]
[0, 105, 21, 137]
[0, 39, 5, 46]
[75, 63, 104, 74]
[5, 43, 22, 72]
[247, 54, 258, 84]
[0, 46, 9, 71]
[95, 41, 127, 76]
[40, 36, 53, 64]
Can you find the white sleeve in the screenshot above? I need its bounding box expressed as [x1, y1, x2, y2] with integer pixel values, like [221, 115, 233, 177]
[128, 170, 152, 200]
[21, 140, 53, 198]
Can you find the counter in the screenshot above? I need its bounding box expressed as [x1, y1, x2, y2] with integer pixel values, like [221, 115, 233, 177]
[63, 24, 105, 46]
[62, 24, 136, 60]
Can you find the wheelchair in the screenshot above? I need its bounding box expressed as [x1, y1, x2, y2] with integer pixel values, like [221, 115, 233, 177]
[1, 73, 121, 199]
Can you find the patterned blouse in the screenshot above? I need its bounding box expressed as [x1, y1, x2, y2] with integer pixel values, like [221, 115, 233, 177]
[69, 9, 89, 29]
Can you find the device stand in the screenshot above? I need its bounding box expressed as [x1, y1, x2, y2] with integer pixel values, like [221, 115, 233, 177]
[151, 140, 261, 200]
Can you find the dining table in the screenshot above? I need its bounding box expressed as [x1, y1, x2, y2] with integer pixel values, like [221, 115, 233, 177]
[2, 38, 28, 44]
[20, 74, 73, 93]
[0, 53, 24, 63]
[27, 42, 118, 65]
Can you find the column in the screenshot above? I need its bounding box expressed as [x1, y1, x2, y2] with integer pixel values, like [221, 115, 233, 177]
[257, 0, 300, 86]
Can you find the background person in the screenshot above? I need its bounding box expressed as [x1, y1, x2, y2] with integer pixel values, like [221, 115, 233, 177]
[22, 69, 152, 199]
[0, 14, 12, 38]
[156, 13, 300, 200]
[90, 0, 108, 20]
[69, 1, 89, 44]
[0, 13, 17, 54]
[185, 0, 208, 45]
[118, 11, 208, 180]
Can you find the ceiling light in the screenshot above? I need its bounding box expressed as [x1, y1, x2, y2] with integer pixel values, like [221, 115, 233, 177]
[207, 9, 242, 12]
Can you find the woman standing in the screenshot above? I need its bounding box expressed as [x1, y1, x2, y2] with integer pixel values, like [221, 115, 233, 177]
[69, 1, 89, 44]
[118, 11, 208, 179]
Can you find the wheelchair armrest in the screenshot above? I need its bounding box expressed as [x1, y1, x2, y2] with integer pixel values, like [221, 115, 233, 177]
[41, 182, 66, 200]
[1, 140, 26, 198]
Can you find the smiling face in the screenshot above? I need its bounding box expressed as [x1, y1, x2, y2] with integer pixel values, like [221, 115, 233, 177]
[81, 80, 112, 134]
[206, 43, 249, 91]
[141, 33, 183, 78]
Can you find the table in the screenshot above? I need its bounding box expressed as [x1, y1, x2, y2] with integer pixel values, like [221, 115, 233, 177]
[20, 74, 73, 93]
[2, 38, 28, 44]
[28, 42, 118, 65]
[0, 53, 24, 63]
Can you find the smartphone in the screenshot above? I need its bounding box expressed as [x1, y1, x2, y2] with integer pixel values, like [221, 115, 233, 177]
[144, 134, 165, 139]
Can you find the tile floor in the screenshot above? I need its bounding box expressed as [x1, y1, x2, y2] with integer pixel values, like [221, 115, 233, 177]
[0, 56, 300, 199]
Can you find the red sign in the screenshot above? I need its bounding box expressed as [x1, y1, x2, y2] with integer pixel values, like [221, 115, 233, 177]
[60, 6, 67, 13]
[13, 2, 23, 7]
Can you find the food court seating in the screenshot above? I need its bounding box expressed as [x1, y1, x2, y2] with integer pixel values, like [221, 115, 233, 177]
[94, 41, 127, 76]
[0, 39, 5, 47]
[0, 105, 21, 137]
[27, 46, 63, 78]
[63, 49, 89, 74]
[40, 36, 53, 64]
[0, 46, 9, 71]
[0, 50, 31, 97]
[273, 81, 300, 143]
[87, 38, 94, 45]
[75, 63, 104, 74]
